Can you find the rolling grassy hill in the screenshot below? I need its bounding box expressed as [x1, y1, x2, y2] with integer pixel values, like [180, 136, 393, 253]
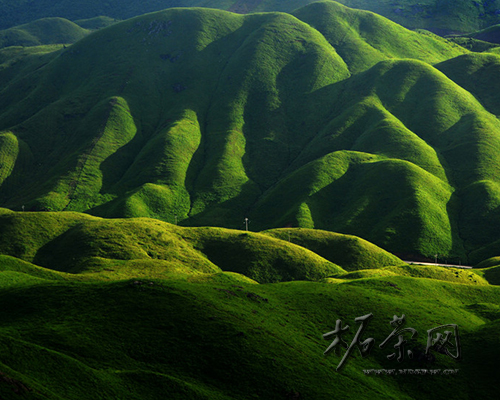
[0, 273, 498, 399]
[1, 0, 500, 33]
[1, 3, 500, 263]
[1, 3, 499, 399]
[0, 18, 90, 50]
[0, 209, 350, 283]
[0, 209, 497, 399]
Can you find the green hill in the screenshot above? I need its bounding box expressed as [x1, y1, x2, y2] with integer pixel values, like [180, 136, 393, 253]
[1, 0, 500, 33]
[0, 211, 497, 399]
[455, 23, 500, 44]
[2, 6, 500, 262]
[0, 246, 497, 399]
[0, 17, 89, 49]
[0, 209, 351, 283]
[262, 228, 403, 271]
[74, 16, 119, 30]
[1, 4, 500, 399]
[293, 1, 467, 74]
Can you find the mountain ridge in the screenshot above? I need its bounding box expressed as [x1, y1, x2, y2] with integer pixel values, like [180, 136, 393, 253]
[0, 4, 499, 263]
[2, 0, 500, 33]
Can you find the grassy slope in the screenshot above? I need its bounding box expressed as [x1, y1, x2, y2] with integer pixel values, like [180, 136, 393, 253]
[0, 18, 89, 49]
[0, 210, 497, 399]
[434, 53, 500, 262]
[0, 4, 498, 399]
[454, 23, 500, 44]
[261, 227, 403, 271]
[293, 1, 467, 74]
[446, 36, 500, 52]
[0, 209, 352, 283]
[0, 7, 348, 224]
[249, 54, 500, 261]
[73, 16, 119, 30]
[0, 253, 498, 399]
[2, 5, 500, 262]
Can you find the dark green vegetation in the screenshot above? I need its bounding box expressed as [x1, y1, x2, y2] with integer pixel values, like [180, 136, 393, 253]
[2, 2, 500, 263]
[73, 16, 119, 30]
[0, 209, 498, 399]
[452, 23, 500, 45]
[446, 36, 500, 52]
[2, 0, 500, 33]
[1, 3, 500, 398]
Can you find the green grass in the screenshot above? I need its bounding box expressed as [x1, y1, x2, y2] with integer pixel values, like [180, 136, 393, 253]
[337, 264, 489, 285]
[74, 16, 119, 30]
[0, 210, 349, 283]
[1, 0, 499, 33]
[261, 227, 403, 271]
[446, 36, 500, 52]
[452, 23, 500, 45]
[0, 210, 497, 398]
[0, 17, 89, 49]
[1, 6, 500, 264]
[0, 4, 499, 399]
[293, 1, 467, 74]
[0, 265, 497, 399]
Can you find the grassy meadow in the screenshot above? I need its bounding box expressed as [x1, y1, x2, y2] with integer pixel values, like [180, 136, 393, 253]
[0, 1, 499, 398]
[0, 210, 497, 399]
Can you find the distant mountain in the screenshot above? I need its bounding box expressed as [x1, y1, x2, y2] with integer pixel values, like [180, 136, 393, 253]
[457, 23, 500, 44]
[1, 0, 500, 33]
[0, 17, 90, 49]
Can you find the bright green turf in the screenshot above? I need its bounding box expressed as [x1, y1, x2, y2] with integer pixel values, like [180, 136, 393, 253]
[0, 212, 497, 399]
[293, 1, 467, 74]
[0, 4, 498, 399]
[336, 263, 489, 285]
[0, 257, 497, 399]
[261, 228, 403, 271]
[0, 209, 349, 283]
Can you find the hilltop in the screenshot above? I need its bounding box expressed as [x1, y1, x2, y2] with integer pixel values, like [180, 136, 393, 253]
[1, 0, 500, 33]
[0, 17, 90, 49]
[0, 209, 350, 283]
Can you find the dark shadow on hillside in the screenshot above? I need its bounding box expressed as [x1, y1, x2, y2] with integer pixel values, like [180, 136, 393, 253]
[33, 225, 89, 273]
[445, 191, 468, 264]
[98, 126, 145, 193]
